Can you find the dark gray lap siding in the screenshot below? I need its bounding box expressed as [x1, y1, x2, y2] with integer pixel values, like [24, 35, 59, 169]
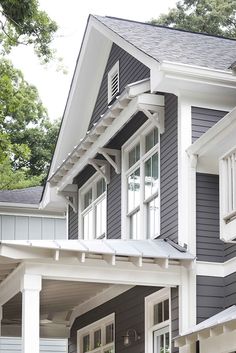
[197, 273, 236, 324]
[197, 276, 225, 323]
[88, 43, 150, 129]
[192, 107, 227, 143]
[196, 173, 224, 262]
[196, 173, 236, 261]
[69, 286, 160, 353]
[160, 94, 178, 242]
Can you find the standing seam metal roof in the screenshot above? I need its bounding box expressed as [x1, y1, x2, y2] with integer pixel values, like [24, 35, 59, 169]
[94, 15, 236, 71]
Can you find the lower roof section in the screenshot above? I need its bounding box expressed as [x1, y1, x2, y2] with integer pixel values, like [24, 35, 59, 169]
[0, 239, 194, 266]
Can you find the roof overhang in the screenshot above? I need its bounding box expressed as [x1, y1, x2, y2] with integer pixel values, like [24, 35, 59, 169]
[175, 306, 236, 353]
[0, 240, 194, 337]
[187, 106, 236, 174]
[48, 80, 165, 192]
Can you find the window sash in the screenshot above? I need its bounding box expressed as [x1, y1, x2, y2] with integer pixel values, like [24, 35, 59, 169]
[124, 124, 160, 239]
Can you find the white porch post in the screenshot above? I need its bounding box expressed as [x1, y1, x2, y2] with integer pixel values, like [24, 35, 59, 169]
[21, 274, 42, 353]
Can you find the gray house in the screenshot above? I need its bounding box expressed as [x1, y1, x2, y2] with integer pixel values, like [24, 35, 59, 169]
[1, 15, 236, 353]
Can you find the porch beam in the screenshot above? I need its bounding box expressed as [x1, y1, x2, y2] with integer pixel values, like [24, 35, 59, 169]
[23, 261, 182, 287]
[21, 274, 42, 353]
[0, 263, 24, 306]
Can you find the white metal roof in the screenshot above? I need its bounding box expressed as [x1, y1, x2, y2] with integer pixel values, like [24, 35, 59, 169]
[0, 239, 194, 264]
[175, 305, 236, 347]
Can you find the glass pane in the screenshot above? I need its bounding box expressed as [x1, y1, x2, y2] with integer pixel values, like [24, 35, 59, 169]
[84, 189, 92, 210]
[106, 323, 114, 344]
[145, 127, 158, 152]
[128, 144, 140, 168]
[145, 153, 159, 199]
[94, 329, 101, 348]
[97, 178, 106, 198]
[154, 302, 163, 325]
[164, 300, 169, 321]
[165, 332, 170, 353]
[96, 197, 106, 238]
[130, 210, 140, 239]
[82, 334, 90, 353]
[148, 196, 159, 238]
[128, 168, 140, 212]
[83, 209, 93, 239]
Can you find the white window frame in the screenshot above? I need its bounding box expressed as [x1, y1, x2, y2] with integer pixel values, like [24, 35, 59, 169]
[145, 288, 171, 353]
[108, 61, 119, 103]
[77, 313, 115, 353]
[220, 146, 236, 241]
[121, 121, 160, 240]
[78, 173, 107, 239]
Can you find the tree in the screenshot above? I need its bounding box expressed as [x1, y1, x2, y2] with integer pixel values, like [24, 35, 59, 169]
[0, 0, 58, 62]
[0, 58, 59, 189]
[150, 0, 236, 38]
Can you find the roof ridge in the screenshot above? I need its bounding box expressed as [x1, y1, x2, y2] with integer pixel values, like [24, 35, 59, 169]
[94, 14, 236, 42]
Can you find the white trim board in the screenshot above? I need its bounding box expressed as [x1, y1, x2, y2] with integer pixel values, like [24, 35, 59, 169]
[196, 257, 236, 277]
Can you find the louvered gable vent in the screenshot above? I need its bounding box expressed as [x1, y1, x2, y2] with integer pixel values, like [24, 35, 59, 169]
[108, 61, 119, 103]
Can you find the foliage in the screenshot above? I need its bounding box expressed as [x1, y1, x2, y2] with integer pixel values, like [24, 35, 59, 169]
[150, 0, 236, 38]
[0, 58, 59, 189]
[0, 0, 58, 62]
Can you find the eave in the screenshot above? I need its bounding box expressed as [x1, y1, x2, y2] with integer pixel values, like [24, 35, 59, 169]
[187, 106, 236, 174]
[48, 79, 165, 191]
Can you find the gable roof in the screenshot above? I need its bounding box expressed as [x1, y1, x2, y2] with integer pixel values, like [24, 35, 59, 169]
[0, 186, 43, 205]
[94, 15, 236, 71]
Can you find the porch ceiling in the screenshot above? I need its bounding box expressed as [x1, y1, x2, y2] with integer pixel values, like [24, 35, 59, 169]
[3, 279, 112, 322]
[0, 257, 19, 285]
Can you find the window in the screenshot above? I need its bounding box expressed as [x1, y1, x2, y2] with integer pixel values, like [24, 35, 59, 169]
[77, 314, 115, 353]
[108, 61, 119, 103]
[122, 123, 160, 239]
[79, 175, 106, 239]
[145, 289, 170, 353]
[220, 147, 236, 241]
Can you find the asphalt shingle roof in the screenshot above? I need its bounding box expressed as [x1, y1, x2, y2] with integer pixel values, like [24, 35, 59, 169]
[0, 186, 43, 204]
[94, 15, 236, 71]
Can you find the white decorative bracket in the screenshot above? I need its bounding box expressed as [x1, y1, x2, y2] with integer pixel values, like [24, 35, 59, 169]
[139, 105, 165, 134]
[58, 184, 78, 212]
[88, 159, 110, 184]
[98, 148, 121, 174]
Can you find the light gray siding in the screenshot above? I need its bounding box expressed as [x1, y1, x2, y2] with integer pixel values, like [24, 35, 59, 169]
[0, 337, 67, 353]
[160, 94, 178, 242]
[0, 215, 66, 240]
[192, 106, 227, 142]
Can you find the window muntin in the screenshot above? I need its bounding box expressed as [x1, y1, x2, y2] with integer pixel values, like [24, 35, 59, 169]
[145, 289, 170, 353]
[78, 314, 115, 353]
[79, 176, 106, 239]
[123, 124, 160, 239]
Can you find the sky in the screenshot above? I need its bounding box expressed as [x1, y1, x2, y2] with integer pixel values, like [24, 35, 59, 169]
[9, 0, 177, 121]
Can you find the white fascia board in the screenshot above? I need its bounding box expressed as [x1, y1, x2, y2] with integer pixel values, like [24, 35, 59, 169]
[49, 22, 112, 176]
[0, 202, 38, 209]
[154, 60, 236, 98]
[187, 106, 236, 157]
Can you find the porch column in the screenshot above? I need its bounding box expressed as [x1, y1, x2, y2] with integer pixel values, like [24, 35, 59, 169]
[21, 274, 42, 353]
